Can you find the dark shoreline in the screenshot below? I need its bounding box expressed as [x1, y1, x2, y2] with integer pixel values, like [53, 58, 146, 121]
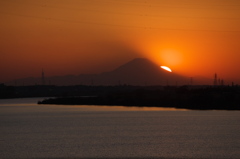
[38, 86, 240, 110]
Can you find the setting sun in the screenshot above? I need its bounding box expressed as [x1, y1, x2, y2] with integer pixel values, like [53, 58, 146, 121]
[160, 66, 172, 72]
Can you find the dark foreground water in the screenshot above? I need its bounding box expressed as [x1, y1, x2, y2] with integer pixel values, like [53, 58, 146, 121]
[0, 98, 240, 159]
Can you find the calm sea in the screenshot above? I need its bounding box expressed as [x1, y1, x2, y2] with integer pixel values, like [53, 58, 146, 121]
[0, 98, 240, 159]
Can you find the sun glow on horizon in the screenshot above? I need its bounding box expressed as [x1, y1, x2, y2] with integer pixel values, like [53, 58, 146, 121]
[161, 66, 172, 72]
[160, 49, 182, 66]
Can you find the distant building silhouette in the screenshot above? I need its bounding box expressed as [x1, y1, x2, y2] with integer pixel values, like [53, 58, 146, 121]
[213, 73, 225, 86]
[42, 69, 45, 85]
[221, 79, 224, 86]
[190, 77, 193, 85]
[214, 73, 218, 86]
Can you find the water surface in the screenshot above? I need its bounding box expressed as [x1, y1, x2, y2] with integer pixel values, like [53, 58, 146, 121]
[0, 98, 239, 158]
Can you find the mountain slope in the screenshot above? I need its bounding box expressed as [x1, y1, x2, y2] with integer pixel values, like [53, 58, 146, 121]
[97, 58, 187, 85]
[6, 58, 188, 86]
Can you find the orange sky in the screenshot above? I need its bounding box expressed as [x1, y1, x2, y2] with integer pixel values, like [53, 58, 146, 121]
[1, 0, 240, 84]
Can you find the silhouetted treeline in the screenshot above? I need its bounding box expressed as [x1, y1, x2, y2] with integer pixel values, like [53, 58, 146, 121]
[0, 84, 15, 98]
[1, 83, 240, 110]
[38, 85, 240, 110]
[0, 83, 154, 99]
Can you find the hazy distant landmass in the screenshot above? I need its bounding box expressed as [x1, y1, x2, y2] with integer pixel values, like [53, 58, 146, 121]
[5, 58, 212, 86]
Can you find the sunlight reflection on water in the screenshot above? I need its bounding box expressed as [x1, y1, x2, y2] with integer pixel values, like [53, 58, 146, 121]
[0, 97, 188, 111]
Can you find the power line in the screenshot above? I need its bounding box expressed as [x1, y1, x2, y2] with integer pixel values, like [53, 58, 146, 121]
[5, 0, 240, 13]
[100, 0, 240, 10]
[3, 1, 240, 21]
[0, 11, 143, 29]
[1, 11, 240, 33]
[106, 0, 240, 7]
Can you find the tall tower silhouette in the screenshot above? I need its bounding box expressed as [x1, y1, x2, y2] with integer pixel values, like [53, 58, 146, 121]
[41, 69, 45, 85]
[214, 73, 217, 86]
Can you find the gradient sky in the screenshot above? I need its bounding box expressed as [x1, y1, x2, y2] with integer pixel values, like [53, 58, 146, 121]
[1, 0, 240, 84]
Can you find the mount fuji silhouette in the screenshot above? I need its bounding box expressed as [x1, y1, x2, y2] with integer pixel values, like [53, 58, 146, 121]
[6, 58, 189, 86]
[97, 58, 187, 85]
